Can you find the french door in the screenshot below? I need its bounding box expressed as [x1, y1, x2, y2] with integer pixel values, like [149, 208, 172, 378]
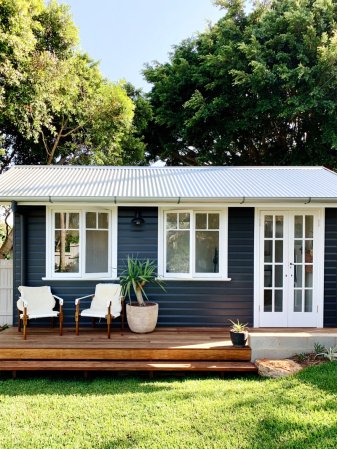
[259, 210, 323, 327]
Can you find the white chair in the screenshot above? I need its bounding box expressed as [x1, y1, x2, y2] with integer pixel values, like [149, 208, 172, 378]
[17, 286, 64, 340]
[75, 284, 123, 339]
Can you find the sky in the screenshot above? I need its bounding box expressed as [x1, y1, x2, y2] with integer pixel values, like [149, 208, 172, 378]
[62, 0, 226, 91]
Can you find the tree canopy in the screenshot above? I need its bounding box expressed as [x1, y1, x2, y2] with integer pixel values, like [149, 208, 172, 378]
[0, 0, 147, 171]
[144, 0, 337, 167]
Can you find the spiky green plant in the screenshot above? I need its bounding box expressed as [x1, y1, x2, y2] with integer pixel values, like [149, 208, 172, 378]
[120, 257, 166, 306]
[228, 319, 248, 333]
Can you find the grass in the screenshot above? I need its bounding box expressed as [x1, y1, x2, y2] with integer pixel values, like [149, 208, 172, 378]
[0, 363, 336, 449]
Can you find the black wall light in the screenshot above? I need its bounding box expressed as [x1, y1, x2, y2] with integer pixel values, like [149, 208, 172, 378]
[131, 209, 145, 225]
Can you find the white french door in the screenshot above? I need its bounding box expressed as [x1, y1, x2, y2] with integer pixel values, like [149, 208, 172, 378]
[258, 210, 323, 327]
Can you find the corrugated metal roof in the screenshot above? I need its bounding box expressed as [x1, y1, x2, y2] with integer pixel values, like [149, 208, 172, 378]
[0, 165, 336, 203]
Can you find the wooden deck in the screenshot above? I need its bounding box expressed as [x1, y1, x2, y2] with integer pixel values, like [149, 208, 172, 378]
[0, 327, 256, 375]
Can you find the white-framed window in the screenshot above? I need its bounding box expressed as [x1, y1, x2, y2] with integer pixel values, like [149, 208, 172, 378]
[45, 207, 117, 280]
[158, 208, 230, 280]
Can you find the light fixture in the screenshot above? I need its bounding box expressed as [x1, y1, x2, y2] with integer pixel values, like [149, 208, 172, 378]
[131, 209, 145, 225]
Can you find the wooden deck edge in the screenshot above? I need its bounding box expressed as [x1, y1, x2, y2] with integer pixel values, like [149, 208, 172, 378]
[0, 360, 257, 372]
[0, 348, 251, 361]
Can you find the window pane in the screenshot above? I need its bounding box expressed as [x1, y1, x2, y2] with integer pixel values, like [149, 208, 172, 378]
[98, 213, 108, 229]
[305, 216, 313, 238]
[166, 213, 177, 230]
[275, 216, 283, 238]
[196, 213, 207, 230]
[179, 213, 190, 229]
[55, 213, 62, 229]
[275, 290, 283, 312]
[305, 240, 313, 262]
[69, 213, 79, 229]
[86, 231, 109, 273]
[295, 216, 303, 238]
[86, 212, 96, 229]
[195, 231, 219, 273]
[208, 214, 219, 230]
[54, 230, 79, 273]
[264, 216, 273, 238]
[264, 290, 272, 312]
[166, 230, 190, 273]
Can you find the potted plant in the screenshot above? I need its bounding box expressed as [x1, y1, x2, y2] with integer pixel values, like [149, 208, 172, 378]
[120, 257, 165, 333]
[228, 319, 248, 347]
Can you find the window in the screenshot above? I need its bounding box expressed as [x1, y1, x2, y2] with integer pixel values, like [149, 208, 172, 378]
[160, 209, 229, 280]
[47, 208, 117, 279]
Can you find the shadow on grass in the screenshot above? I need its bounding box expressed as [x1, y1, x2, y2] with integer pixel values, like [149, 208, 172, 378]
[0, 371, 257, 397]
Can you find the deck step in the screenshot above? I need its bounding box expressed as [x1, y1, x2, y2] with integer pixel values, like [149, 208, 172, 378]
[0, 360, 257, 372]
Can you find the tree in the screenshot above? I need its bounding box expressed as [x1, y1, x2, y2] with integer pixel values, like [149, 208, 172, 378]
[0, 0, 135, 171]
[144, 0, 337, 167]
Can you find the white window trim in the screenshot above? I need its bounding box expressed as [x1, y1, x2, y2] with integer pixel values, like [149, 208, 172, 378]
[45, 206, 118, 280]
[158, 207, 230, 281]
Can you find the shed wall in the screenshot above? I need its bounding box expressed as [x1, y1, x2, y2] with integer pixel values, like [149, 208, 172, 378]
[13, 206, 255, 327]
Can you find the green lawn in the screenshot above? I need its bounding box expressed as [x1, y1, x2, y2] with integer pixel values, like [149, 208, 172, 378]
[0, 364, 336, 449]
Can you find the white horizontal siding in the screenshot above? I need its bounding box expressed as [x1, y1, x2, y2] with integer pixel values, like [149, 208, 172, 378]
[0, 260, 13, 326]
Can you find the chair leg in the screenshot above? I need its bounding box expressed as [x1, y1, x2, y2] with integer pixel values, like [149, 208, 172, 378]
[75, 303, 80, 336]
[17, 309, 21, 332]
[121, 301, 125, 330]
[23, 308, 28, 340]
[107, 313, 111, 339]
[59, 305, 63, 336]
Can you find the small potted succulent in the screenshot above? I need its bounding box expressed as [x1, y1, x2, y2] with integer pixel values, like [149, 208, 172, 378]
[228, 319, 248, 347]
[120, 256, 166, 333]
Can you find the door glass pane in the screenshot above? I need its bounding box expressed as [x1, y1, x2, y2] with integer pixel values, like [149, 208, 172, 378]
[275, 266, 283, 287]
[166, 213, 177, 230]
[264, 240, 273, 263]
[275, 216, 283, 238]
[86, 212, 96, 229]
[69, 213, 79, 229]
[294, 240, 303, 263]
[86, 230, 108, 273]
[195, 231, 219, 273]
[179, 213, 190, 229]
[305, 216, 314, 238]
[264, 216, 273, 238]
[275, 290, 283, 312]
[305, 290, 313, 312]
[208, 214, 219, 229]
[294, 290, 302, 312]
[305, 240, 313, 262]
[294, 265, 302, 288]
[305, 267, 313, 287]
[264, 266, 272, 287]
[166, 230, 190, 273]
[275, 241, 283, 263]
[294, 216, 303, 238]
[264, 290, 272, 312]
[196, 213, 207, 230]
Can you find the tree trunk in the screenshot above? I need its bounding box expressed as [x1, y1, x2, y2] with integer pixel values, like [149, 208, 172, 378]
[0, 228, 13, 259]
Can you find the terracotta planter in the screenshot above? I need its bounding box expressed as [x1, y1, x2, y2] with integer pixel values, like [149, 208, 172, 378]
[126, 302, 159, 333]
[230, 330, 248, 347]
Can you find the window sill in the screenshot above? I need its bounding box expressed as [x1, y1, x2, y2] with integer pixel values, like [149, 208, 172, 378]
[42, 277, 120, 282]
[156, 277, 232, 282]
